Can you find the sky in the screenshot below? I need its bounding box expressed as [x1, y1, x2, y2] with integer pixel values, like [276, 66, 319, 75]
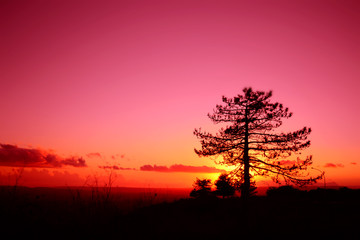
[1, 0, 359, 188]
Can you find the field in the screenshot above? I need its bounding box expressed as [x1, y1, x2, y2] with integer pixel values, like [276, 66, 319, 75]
[1, 186, 359, 238]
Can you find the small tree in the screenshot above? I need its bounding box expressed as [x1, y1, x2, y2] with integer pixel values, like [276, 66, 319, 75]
[214, 173, 235, 198]
[190, 178, 212, 198]
[194, 88, 323, 199]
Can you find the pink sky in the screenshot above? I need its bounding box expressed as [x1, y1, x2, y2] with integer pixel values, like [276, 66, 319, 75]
[1, 0, 359, 188]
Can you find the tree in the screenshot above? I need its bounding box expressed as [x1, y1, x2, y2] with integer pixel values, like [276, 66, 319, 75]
[236, 174, 258, 197]
[194, 88, 323, 199]
[214, 173, 235, 198]
[190, 178, 213, 198]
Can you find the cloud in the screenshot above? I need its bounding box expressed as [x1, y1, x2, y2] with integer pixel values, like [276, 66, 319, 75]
[140, 164, 226, 173]
[276, 158, 306, 166]
[111, 154, 125, 160]
[86, 152, 102, 158]
[324, 163, 344, 168]
[276, 160, 297, 165]
[0, 144, 87, 168]
[350, 162, 357, 165]
[99, 165, 135, 171]
[61, 157, 87, 167]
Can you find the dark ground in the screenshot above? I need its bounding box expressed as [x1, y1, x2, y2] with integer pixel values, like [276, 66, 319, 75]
[1, 186, 359, 239]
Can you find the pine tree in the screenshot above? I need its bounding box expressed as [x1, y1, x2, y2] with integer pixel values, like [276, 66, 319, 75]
[194, 88, 323, 199]
[190, 178, 213, 198]
[214, 173, 235, 198]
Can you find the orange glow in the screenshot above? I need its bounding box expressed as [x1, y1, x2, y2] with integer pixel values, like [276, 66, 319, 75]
[0, 0, 359, 188]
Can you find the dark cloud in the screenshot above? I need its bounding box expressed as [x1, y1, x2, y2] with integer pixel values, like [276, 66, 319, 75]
[0, 144, 87, 168]
[140, 164, 226, 173]
[99, 165, 135, 171]
[324, 163, 344, 168]
[141, 165, 169, 172]
[62, 157, 87, 167]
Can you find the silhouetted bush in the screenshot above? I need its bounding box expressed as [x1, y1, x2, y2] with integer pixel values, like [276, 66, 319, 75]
[308, 187, 360, 201]
[190, 178, 213, 198]
[266, 185, 306, 198]
[1, 185, 360, 238]
[214, 173, 235, 198]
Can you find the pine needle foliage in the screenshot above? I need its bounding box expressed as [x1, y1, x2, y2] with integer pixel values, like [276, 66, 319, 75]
[194, 88, 323, 198]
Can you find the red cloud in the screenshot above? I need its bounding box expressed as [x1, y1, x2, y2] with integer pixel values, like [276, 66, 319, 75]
[111, 154, 126, 160]
[350, 162, 357, 165]
[276, 158, 306, 166]
[140, 164, 226, 173]
[61, 157, 87, 167]
[324, 163, 344, 168]
[99, 165, 135, 171]
[86, 152, 102, 158]
[170, 164, 226, 173]
[276, 160, 297, 165]
[141, 165, 169, 172]
[0, 144, 87, 168]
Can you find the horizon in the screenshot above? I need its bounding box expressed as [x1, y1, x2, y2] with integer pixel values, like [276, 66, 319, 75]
[1, 0, 359, 189]
[3, 183, 359, 190]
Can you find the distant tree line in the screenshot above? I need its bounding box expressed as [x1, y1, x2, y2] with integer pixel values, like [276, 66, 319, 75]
[190, 173, 257, 199]
[191, 177, 360, 201]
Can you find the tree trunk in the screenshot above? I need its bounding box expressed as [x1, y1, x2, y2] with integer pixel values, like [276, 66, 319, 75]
[242, 107, 250, 199]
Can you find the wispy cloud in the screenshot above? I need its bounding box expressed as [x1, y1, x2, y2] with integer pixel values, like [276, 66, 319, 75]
[111, 154, 126, 160]
[86, 152, 102, 158]
[140, 164, 226, 173]
[98, 165, 135, 171]
[0, 144, 87, 168]
[276, 160, 302, 165]
[324, 163, 344, 168]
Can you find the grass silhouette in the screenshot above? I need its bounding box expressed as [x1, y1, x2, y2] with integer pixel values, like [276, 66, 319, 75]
[0, 185, 359, 238]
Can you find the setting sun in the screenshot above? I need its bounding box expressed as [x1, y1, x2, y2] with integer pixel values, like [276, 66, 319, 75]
[1, 0, 359, 191]
[1, 0, 359, 238]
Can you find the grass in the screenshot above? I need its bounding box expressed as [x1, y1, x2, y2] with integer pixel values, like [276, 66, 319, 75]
[0, 186, 359, 238]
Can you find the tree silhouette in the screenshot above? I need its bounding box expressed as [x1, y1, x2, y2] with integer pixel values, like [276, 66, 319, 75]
[236, 174, 258, 197]
[190, 178, 212, 198]
[214, 173, 235, 198]
[194, 88, 323, 199]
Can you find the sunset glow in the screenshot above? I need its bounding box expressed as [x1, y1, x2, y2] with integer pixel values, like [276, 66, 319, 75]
[1, 0, 359, 188]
